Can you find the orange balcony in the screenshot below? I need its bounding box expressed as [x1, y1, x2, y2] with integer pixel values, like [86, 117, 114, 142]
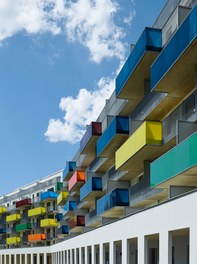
[28, 234, 46, 242]
[68, 171, 85, 192]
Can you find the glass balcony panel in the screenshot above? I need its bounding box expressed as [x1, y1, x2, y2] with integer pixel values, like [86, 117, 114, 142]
[116, 28, 162, 97]
[40, 191, 58, 202]
[151, 131, 197, 187]
[6, 214, 21, 223]
[28, 207, 46, 217]
[96, 116, 129, 157]
[68, 171, 85, 192]
[15, 223, 32, 232]
[40, 219, 59, 228]
[80, 177, 102, 201]
[97, 189, 129, 216]
[63, 161, 76, 181]
[28, 233, 46, 242]
[16, 198, 32, 208]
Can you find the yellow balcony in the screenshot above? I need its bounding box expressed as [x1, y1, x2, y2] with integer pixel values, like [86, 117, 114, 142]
[28, 207, 46, 217]
[6, 214, 20, 223]
[40, 219, 59, 228]
[0, 207, 6, 214]
[115, 122, 163, 177]
[57, 191, 68, 206]
[6, 237, 20, 245]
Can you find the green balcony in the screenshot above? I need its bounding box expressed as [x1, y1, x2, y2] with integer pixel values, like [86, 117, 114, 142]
[151, 132, 197, 188]
[15, 223, 32, 232]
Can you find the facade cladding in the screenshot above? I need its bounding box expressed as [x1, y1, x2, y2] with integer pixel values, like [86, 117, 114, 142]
[0, 0, 197, 263]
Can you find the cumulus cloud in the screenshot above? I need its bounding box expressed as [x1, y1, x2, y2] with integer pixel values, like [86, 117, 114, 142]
[45, 77, 114, 143]
[0, 0, 136, 63]
[123, 0, 136, 26]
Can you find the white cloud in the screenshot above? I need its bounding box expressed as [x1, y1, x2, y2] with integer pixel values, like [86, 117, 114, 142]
[45, 76, 114, 143]
[0, 0, 136, 63]
[123, 0, 136, 25]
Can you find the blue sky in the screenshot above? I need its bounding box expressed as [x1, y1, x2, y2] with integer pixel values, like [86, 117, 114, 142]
[0, 0, 166, 196]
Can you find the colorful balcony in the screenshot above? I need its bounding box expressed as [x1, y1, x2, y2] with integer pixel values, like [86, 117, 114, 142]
[68, 171, 85, 192]
[115, 121, 163, 177]
[28, 234, 46, 242]
[116, 28, 162, 115]
[151, 132, 197, 188]
[15, 223, 32, 232]
[40, 191, 58, 202]
[63, 161, 76, 181]
[97, 189, 129, 218]
[28, 207, 46, 217]
[57, 226, 69, 235]
[63, 201, 77, 218]
[69, 216, 85, 233]
[55, 182, 63, 192]
[6, 214, 20, 223]
[6, 237, 20, 245]
[96, 116, 129, 170]
[80, 122, 102, 166]
[57, 191, 68, 206]
[55, 213, 63, 221]
[40, 219, 59, 228]
[16, 198, 32, 208]
[0, 228, 6, 234]
[0, 207, 6, 214]
[80, 177, 104, 208]
[151, 6, 197, 117]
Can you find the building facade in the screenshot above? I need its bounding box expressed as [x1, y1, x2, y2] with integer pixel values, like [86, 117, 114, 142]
[0, 0, 197, 263]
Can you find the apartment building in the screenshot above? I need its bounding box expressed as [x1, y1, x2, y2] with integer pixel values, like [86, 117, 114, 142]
[0, 0, 197, 263]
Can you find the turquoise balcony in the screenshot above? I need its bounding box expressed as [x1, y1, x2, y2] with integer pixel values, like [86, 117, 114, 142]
[151, 132, 197, 188]
[97, 189, 129, 218]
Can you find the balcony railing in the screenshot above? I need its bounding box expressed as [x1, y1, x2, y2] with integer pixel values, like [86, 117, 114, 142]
[15, 223, 32, 232]
[40, 219, 59, 228]
[151, 5, 197, 90]
[28, 234, 46, 242]
[97, 189, 129, 216]
[40, 191, 58, 202]
[80, 177, 102, 201]
[57, 226, 69, 235]
[16, 198, 32, 208]
[80, 122, 102, 153]
[96, 116, 129, 157]
[63, 161, 76, 181]
[63, 201, 77, 213]
[0, 207, 6, 214]
[115, 121, 162, 171]
[57, 191, 68, 206]
[6, 237, 20, 245]
[28, 207, 46, 217]
[6, 214, 20, 223]
[116, 27, 162, 97]
[0, 228, 6, 234]
[151, 131, 197, 188]
[68, 171, 85, 192]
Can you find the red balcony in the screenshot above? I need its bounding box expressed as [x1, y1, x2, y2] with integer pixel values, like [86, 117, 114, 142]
[16, 198, 32, 208]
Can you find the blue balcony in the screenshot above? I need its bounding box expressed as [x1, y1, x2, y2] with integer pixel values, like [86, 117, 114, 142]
[80, 177, 103, 202]
[96, 116, 129, 159]
[55, 213, 63, 222]
[80, 122, 102, 153]
[57, 226, 69, 235]
[63, 201, 77, 213]
[0, 228, 6, 234]
[151, 6, 197, 100]
[97, 189, 129, 218]
[116, 28, 162, 101]
[63, 161, 76, 181]
[40, 191, 58, 202]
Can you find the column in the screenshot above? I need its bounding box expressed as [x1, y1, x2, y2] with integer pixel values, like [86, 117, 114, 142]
[78, 249, 82, 264]
[9, 255, 11, 264]
[99, 244, 103, 264]
[159, 231, 172, 264]
[37, 254, 40, 264]
[24, 254, 27, 264]
[43, 254, 47, 264]
[121, 239, 128, 264]
[62, 252, 65, 264]
[91, 246, 95, 264]
[109, 242, 114, 264]
[190, 225, 197, 264]
[84, 248, 88, 264]
[138, 235, 147, 264]
[0, 254, 2, 264]
[14, 254, 17, 264]
[30, 254, 33, 264]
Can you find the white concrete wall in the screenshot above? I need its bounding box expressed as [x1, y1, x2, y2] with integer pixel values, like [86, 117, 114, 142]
[1, 191, 197, 263]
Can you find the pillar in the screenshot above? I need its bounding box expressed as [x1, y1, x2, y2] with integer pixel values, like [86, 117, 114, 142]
[138, 235, 148, 264]
[109, 242, 114, 264]
[159, 231, 172, 264]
